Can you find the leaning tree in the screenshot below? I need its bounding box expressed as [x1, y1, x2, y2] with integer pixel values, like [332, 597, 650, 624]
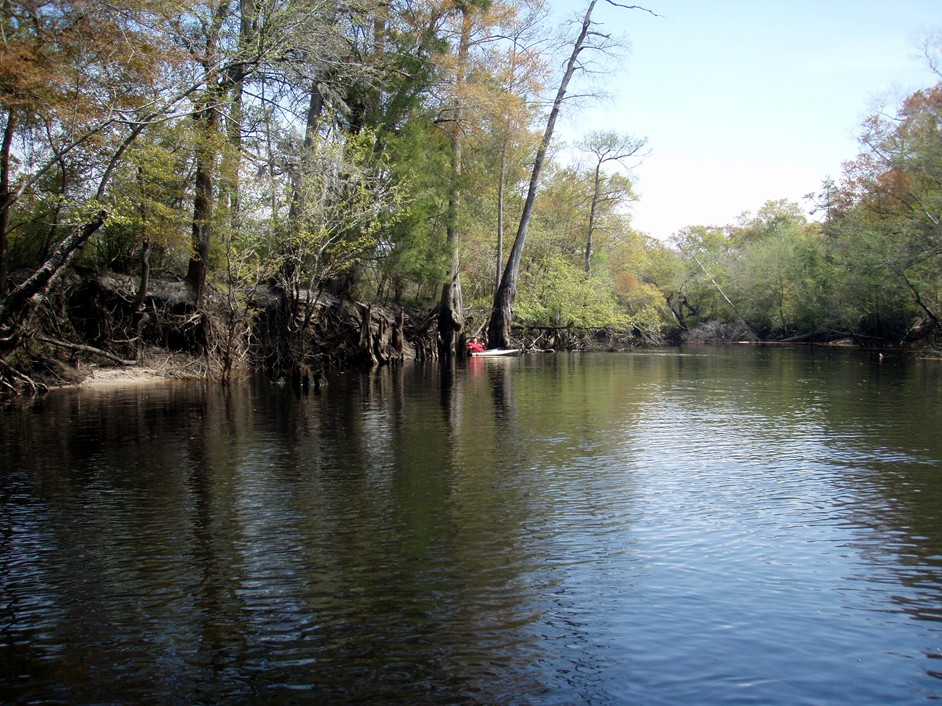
[487, 0, 656, 349]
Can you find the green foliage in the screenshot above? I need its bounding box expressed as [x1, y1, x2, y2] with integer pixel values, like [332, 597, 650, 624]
[5, 191, 59, 272]
[609, 238, 675, 333]
[368, 118, 452, 303]
[515, 253, 627, 327]
[725, 202, 826, 336]
[823, 209, 923, 339]
[666, 225, 737, 327]
[272, 123, 404, 294]
[822, 82, 942, 340]
[91, 128, 191, 273]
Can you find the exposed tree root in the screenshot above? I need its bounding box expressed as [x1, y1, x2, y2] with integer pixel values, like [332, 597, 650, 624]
[0, 357, 47, 396]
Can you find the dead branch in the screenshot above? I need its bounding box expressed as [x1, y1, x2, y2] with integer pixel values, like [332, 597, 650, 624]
[36, 335, 139, 366]
[603, 2, 660, 16]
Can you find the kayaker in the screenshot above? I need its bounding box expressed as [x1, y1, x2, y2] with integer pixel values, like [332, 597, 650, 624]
[467, 337, 486, 353]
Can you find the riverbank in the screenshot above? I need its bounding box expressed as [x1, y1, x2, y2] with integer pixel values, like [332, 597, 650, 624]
[38, 349, 212, 391]
[5, 269, 936, 399]
[2, 268, 424, 398]
[74, 357, 205, 388]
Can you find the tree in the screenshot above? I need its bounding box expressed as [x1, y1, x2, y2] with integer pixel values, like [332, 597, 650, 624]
[0, 0, 198, 334]
[608, 230, 677, 340]
[828, 80, 942, 342]
[98, 125, 191, 304]
[577, 129, 645, 273]
[0, 111, 14, 291]
[484, 0, 549, 292]
[487, 0, 654, 349]
[183, 0, 387, 303]
[431, 0, 552, 356]
[667, 225, 738, 328]
[515, 252, 623, 326]
[279, 126, 401, 362]
[726, 201, 825, 336]
[371, 118, 453, 305]
[0, 0, 330, 339]
[437, 0, 481, 358]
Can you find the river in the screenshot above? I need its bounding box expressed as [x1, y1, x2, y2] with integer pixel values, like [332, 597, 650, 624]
[2, 346, 942, 704]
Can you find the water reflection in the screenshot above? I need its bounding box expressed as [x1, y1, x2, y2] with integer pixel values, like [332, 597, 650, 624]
[2, 348, 942, 703]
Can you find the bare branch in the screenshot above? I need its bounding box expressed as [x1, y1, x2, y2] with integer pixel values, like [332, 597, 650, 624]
[603, 2, 661, 17]
[36, 336, 139, 366]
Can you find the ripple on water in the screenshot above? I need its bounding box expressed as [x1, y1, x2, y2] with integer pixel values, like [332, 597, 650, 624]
[3, 353, 942, 704]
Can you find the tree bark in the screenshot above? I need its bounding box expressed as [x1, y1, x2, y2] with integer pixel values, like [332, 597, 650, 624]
[359, 303, 378, 366]
[135, 238, 151, 311]
[437, 134, 465, 356]
[185, 100, 219, 306]
[437, 5, 473, 358]
[488, 0, 598, 349]
[184, 0, 230, 305]
[0, 110, 15, 291]
[220, 0, 259, 235]
[288, 81, 325, 227]
[585, 162, 601, 273]
[496, 148, 505, 292]
[281, 80, 326, 299]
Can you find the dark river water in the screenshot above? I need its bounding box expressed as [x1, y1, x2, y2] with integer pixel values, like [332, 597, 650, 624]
[2, 346, 942, 704]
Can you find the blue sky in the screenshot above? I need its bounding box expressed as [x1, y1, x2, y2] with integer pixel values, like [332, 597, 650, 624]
[552, 0, 941, 239]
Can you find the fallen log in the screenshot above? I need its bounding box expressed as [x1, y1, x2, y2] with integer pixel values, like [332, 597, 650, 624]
[36, 335, 138, 366]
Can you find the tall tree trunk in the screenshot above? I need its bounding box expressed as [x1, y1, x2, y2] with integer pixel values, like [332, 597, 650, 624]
[269, 82, 326, 379]
[290, 83, 325, 220]
[135, 239, 151, 310]
[496, 147, 505, 292]
[438, 132, 465, 357]
[488, 0, 598, 349]
[221, 80, 244, 234]
[366, 6, 387, 127]
[585, 162, 601, 273]
[134, 166, 150, 310]
[184, 0, 230, 305]
[283, 81, 325, 292]
[437, 5, 473, 358]
[185, 98, 218, 305]
[0, 110, 15, 291]
[220, 0, 261, 235]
